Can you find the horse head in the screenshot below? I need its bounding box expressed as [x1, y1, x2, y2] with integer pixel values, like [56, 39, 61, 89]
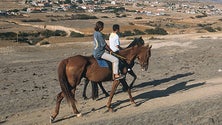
[127, 36, 145, 48]
[136, 44, 152, 71]
[119, 37, 151, 71]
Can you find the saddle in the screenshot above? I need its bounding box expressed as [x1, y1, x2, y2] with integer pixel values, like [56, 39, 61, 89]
[95, 53, 127, 73]
[96, 59, 109, 67]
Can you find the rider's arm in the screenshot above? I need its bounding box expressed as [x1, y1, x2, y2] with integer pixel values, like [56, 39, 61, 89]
[105, 44, 113, 53]
[117, 45, 123, 50]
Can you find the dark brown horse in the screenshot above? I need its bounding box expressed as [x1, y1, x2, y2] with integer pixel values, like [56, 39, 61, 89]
[82, 37, 146, 99]
[50, 42, 152, 122]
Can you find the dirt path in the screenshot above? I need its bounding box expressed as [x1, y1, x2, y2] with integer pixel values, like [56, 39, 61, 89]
[0, 33, 222, 125]
[5, 20, 83, 36]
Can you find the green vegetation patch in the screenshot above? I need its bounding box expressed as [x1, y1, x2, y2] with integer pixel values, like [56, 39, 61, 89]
[70, 31, 84, 37]
[21, 19, 44, 22]
[71, 14, 98, 20]
[145, 27, 168, 35]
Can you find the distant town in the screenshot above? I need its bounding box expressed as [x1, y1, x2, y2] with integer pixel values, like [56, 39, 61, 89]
[1, 0, 222, 17]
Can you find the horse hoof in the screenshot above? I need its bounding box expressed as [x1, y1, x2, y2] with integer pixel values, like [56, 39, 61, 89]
[108, 108, 114, 112]
[77, 113, 82, 117]
[92, 97, 97, 100]
[50, 116, 55, 124]
[131, 102, 137, 107]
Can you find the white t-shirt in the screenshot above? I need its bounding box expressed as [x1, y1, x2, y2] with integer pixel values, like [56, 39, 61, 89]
[109, 32, 120, 52]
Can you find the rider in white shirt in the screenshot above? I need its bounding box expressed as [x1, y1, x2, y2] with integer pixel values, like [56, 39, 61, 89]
[109, 24, 131, 72]
[109, 24, 122, 53]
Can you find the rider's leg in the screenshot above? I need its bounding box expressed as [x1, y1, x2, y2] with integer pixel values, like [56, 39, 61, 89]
[101, 52, 124, 80]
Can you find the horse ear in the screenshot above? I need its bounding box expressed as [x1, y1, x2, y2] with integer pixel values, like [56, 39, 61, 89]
[149, 45, 152, 49]
[139, 36, 142, 39]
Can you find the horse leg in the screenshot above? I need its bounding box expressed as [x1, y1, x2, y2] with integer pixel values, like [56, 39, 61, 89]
[71, 89, 82, 117]
[50, 91, 64, 122]
[119, 79, 136, 106]
[98, 82, 109, 97]
[106, 80, 120, 112]
[127, 88, 136, 105]
[91, 81, 98, 100]
[82, 78, 89, 100]
[128, 70, 137, 89]
[120, 79, 129, 92]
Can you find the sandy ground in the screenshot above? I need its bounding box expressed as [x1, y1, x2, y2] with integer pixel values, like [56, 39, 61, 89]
[0, 32, 222, 125]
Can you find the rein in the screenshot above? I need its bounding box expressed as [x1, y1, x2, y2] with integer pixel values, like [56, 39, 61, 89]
[111, 52, 127, 60]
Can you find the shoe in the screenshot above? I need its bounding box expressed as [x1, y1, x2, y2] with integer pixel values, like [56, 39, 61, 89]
[114, 74, 125, 80]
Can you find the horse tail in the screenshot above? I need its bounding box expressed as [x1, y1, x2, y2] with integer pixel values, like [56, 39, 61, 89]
[58, 59, 74, 105]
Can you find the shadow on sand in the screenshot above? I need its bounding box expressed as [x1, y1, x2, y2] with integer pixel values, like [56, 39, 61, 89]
[134, 72, 195, 88]
[111, 72, 205, 111]
[51, 115, 75, 123]
[134, 80, 205, 106]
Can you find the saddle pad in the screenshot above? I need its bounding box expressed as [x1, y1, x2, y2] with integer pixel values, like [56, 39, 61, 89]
[96, 59, 109, 68]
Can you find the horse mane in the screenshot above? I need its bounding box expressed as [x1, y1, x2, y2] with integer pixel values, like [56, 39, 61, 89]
[126, 37, 145, 48]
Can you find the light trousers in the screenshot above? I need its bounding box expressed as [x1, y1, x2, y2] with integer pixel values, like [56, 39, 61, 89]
[101, 52, 119, 74]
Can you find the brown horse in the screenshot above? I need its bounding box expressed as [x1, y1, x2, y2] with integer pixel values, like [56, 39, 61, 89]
[82, 37, 146, 100]
[50, 43, 152, 122]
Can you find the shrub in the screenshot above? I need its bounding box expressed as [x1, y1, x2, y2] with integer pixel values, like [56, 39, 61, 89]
[135, 17, 142, 20]
[40, 30, 66, 37]
[204, 27, 216, 32]
[215, 27, 222, 31]
[0, 32, 17, 40]
[196, 30, 206, 33]
[105, 6, 125, 13]
[101, 16, 109, 18]
[119, 30, 134, 37]
[145, 27, 168, 35]
[54, 30, 67, 36]
[39, 41, 50, 45]
[71, 14, 98, 20]
[195, 14, 207, 18]
[50, 18, 57, 21]
[41, 30, 55, 38]
[70, 31, 84, 37]
[18, 32, 29, 37]
[8, 9, 20, 12]
[197, 23, 212, 27]
[129, 22, 134, 25]
[115, 13, 120, 16]
[126, 9, 137, 12]
[133, 29, 145, 35]
[21, 19, 44, 22]
[149, 36, 162, 40]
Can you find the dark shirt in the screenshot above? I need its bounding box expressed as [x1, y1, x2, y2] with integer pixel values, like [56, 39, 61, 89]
[93, 31, 107, 59]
